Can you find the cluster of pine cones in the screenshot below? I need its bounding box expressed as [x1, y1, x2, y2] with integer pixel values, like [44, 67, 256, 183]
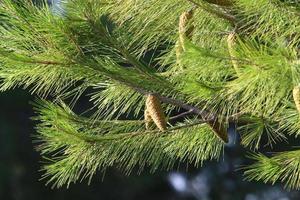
[143, 10, 230, 143]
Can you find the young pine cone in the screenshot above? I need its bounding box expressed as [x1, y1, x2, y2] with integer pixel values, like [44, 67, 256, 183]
[227, 32, 240, 75]
[144, 109, 152, 130]
[207, 120, 228, 143]
[293, 86, 300, 113]
[145, 94, 167, 131]
[178, 9, 194, 51]
[176, 10, 194, 68]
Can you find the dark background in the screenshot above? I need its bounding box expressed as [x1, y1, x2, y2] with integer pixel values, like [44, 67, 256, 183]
[1, 89, 300, 200]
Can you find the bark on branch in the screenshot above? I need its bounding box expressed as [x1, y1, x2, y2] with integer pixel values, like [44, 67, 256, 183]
[185, 0, 236, 25]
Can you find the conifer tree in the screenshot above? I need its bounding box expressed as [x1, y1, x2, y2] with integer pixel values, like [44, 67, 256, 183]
[1, 0, 300, 189]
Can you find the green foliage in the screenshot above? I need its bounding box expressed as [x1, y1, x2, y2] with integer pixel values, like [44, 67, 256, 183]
[2, 0, 300, 190]
[235, 0, 300, 46]
[34, 101, 223, 188]
[238, 115, 286, 150]
[90, 82, 144, 119]
[244, 151, 300, 190]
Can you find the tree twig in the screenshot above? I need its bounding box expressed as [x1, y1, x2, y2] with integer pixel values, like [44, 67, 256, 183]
[185, 0, 236, 25]
[26, 60, 64, 65]
[130, 86, 214, 121]
[169, 110, 195, 121]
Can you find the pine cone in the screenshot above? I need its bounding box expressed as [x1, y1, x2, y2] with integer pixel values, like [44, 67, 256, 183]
[179, 10, 194, 51]
[207, 120, 228, 143]
[144, 108, 152, 130]
[176, 10, 194, 69]
[293, 86, 300, 113]
[227, 32, 239, 75]
[145, 94, 167, 131]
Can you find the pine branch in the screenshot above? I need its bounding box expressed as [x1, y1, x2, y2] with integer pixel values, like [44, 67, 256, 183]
[130, 85, 212, 119]
[205, 0, 233, 6]
[85, 15, 156, 75]
[3, 0, 300, 190]
[169, 110, 194, 121]
[24, 60, 65, 65]
[185, 0, 236, 25]
[34, 101, 224, 188]
[244, 151, 300, 190]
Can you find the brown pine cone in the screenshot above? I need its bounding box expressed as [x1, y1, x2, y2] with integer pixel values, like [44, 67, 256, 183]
[144, 108, 152, 130]
[207, 120, 229, 143]
[293, 86, 300, 113]
[145, 94, 167, 131]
